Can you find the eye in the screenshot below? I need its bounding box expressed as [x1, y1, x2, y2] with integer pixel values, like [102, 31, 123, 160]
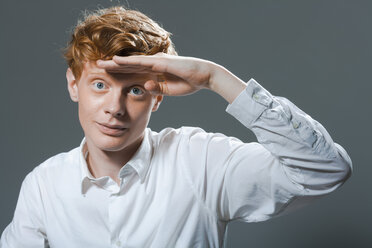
[93, 81, 106, 90]
[129, 87, 144, 96]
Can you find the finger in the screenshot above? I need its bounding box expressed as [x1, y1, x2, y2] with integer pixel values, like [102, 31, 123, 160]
[113, 54, 184, 77]
[96, 60, 122, 69]
[97, 60, 156, 74]
[105, 67, 153, 74]
[144, 80, 158, 94]
[144, 80, 169, 95]
[97, 60, 148, 70]
[112, 55, 163, 69]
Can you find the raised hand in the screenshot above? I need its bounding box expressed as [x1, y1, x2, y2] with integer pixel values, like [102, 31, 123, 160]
[97, 53, 215, 96]
[97, 53, 247, 104]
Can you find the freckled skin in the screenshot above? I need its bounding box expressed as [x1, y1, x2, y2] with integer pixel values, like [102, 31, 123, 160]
[66, 61, 163, 180]
[66, 55, 246, 182]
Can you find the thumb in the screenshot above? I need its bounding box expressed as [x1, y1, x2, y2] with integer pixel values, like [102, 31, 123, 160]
[144, 80, 169, 95]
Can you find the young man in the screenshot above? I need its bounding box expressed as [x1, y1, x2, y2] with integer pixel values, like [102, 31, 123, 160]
[1, 6, 352, 248]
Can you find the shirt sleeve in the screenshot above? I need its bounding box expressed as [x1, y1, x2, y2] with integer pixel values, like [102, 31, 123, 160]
[184, 78, 352, 223]
[0, 169, 49, 248]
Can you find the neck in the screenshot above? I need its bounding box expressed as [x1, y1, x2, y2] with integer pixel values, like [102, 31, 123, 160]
[85, 134, 144, 185]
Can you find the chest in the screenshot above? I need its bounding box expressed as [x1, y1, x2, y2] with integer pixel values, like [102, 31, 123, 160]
[42, 170, 216, 247]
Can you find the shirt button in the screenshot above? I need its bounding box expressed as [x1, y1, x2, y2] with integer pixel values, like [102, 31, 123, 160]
[116, 240, 121, 247]
[253, 94, 260, 101]
[292, 120, 300, 129]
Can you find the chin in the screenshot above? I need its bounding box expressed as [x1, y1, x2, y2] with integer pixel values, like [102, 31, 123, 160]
[93, 135, 130, 152]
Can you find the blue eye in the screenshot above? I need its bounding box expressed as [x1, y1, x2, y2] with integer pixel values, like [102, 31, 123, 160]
[130, 87, 144, 95]
[94, 82, 105, 90]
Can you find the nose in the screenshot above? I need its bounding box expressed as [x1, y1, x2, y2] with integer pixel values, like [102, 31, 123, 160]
[104, 90, 125, 118]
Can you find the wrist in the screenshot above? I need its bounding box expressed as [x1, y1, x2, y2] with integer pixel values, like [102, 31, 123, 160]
[207, 63, 247, 104]
[206, 62, 225, 91]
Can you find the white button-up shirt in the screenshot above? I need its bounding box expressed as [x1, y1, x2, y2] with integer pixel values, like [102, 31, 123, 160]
[1, 79, 352, 248]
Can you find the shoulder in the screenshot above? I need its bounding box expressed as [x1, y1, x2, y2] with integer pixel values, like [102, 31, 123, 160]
[148, 126, 210, 146]
[15, 146, 83, 217]
[147, 126, 245, 152]
[148, 125, 230, 139]
[25, 146, 81, 184]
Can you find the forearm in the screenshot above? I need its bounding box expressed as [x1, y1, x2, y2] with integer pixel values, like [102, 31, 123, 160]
[207, 63, 247, 104]
[226, 78, 352, 195]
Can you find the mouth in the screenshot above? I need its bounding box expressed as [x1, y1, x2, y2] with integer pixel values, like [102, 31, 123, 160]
[96, 122, 128, 136]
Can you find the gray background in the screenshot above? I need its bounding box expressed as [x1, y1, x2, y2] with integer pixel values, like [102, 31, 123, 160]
[0, 0, 370, 247]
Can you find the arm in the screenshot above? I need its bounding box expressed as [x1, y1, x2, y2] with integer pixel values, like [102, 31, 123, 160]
[216, 77, 352, 221]
[180, 71, 352, 222]
[97, 53, 352, 221]
[1, 170, 48, 247]
[209, 61, 352, 196]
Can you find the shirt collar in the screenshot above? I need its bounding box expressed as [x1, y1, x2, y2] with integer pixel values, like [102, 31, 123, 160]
[79, 128, 153, 195]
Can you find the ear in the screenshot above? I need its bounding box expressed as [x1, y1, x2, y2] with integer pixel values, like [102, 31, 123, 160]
[152, 95, 163, 112]
[66, 68, 79, 102]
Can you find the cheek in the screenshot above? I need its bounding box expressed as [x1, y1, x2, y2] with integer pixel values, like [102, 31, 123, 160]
[127, 99, 154, 122]
[78, 94, 102, 123]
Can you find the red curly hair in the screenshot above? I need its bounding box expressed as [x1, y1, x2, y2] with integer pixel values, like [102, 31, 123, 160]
[63, 6, 177, 80]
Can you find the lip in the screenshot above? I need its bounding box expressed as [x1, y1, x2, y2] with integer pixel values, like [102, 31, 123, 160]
[96, 122, 128, 136]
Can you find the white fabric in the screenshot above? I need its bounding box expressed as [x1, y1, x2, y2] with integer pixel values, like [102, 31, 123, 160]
[1, 78, 352, 248]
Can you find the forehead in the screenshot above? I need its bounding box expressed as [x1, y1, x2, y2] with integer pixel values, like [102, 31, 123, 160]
[80, 61, 155, 83]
